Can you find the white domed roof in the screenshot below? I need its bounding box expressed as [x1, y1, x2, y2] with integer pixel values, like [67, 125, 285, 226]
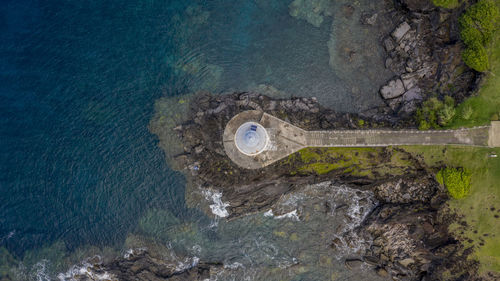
[234, 122, 269, 156]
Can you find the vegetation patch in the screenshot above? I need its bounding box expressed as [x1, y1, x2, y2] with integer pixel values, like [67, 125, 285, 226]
[415, 96, 457, 129]
[436, 167, 472, 199]
[432, 0, 460, 9]
[402, 146, 500, 273]
[459, 0, 499, 72]
[288, 147, 415, 179]
[445, 0, 500, 128]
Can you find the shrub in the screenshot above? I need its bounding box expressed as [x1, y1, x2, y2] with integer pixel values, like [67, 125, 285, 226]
[416, 96, 457, 129]
[492, 113, 499, 121]
[432, 0, 459, 9]
[462, 105, 474, 120]
[436, 167, 472, 199]
[461, 105, 473, 120]
[438, 96, 456, 125]
[444, 95, 455, 107]
[418, 120, 431, 130]
[460, 25, 487, 46]
[459, 0, 499, 71]
[462, 43, 490, 72]
[438, 105, 456, 125]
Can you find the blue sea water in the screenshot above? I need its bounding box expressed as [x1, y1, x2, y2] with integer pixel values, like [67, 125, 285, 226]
[1, 0, 392, 279]
[1, 0, 191, 254]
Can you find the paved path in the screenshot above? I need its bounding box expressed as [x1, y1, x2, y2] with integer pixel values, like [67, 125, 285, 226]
[223, 110, 500, 169]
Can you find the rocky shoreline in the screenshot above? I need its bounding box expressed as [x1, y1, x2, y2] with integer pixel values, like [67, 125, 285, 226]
[147, 90, 478, 280]
[377, 0, 480, 117]
[65, 1, 488, 281]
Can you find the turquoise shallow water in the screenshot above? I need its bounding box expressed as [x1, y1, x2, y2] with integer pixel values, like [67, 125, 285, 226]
[1, 0, 391, 279]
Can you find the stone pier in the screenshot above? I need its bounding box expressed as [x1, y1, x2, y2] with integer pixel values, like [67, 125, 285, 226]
[223, 110, 500, 169]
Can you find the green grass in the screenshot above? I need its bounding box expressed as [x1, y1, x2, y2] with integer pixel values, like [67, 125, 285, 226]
[290, 147, 414, 178]
[446, 0, 500, 128]
[432, 0, 460, 9]
[402, 146, 500, 274]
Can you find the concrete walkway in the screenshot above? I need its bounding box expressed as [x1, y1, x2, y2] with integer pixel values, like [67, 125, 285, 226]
[223, 110, 500, 169]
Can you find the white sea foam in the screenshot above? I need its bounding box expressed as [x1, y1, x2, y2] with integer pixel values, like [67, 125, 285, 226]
[326, 184, 377, 258]
[0, 230, 15, 244]
[268, 181, 378, 259]
[57, 256, 116, 281]
[208, 217, 220, 228]
[263, 209, 300, 221]
[175, 256, 200, 272]
[202, 189, 230, 217]
[123, 247, 146, 259]
[263, 209, 273, 217]
[223, 262, 244, 269]
[191, 244, 202, 254]
[32, 260, 51, 281]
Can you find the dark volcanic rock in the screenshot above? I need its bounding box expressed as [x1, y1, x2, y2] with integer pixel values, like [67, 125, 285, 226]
[160, 92, 419, 218]
[62, 249, 223, 281]
[379, 0, 480, 117]
[372, 173, 440, 204]
[400, 0, 435, 12]
[361, 203, 479, 281]
[107, 251, 221, 281]
[149, 91, 482, 280]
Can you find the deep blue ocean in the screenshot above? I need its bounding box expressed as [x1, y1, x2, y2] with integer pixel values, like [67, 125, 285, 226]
[1, 0, 392, 279]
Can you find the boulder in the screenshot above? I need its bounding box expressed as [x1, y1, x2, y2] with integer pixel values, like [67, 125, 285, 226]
[345, 259, 364, 270]
[383, 37, 396, 52]
[392, 22, 411, 42]
[380, 78, 405, 99]
[387, 96, 403, 111]
[376, 267, 389, 277]
[402, 87, 423, 102]
[401, 72, 419, 90]
[361, 12, 378, 26]
[399, 258, 415, 267]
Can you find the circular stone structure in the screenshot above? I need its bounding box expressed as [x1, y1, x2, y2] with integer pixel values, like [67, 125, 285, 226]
[234, 121, 269, 155]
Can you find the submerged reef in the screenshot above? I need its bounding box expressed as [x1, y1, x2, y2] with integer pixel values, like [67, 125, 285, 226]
[288, 0, 333, 27]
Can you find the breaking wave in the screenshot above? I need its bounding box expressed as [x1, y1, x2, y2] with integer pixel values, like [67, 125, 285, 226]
[201, 189, 230, 218]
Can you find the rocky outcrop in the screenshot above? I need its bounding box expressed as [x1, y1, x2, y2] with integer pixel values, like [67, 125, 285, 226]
[148, 91, 481, 280]
[361, 204, 478, 281]
[379, 1, 479, 117]
[59, 249, 223, 281]
[151, 92, 420, 214]
[106, 250, 222, 281]
[372, 173, 439, 204]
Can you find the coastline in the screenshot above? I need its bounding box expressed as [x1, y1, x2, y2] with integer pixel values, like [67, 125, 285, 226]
[2, 0, 498, 280]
